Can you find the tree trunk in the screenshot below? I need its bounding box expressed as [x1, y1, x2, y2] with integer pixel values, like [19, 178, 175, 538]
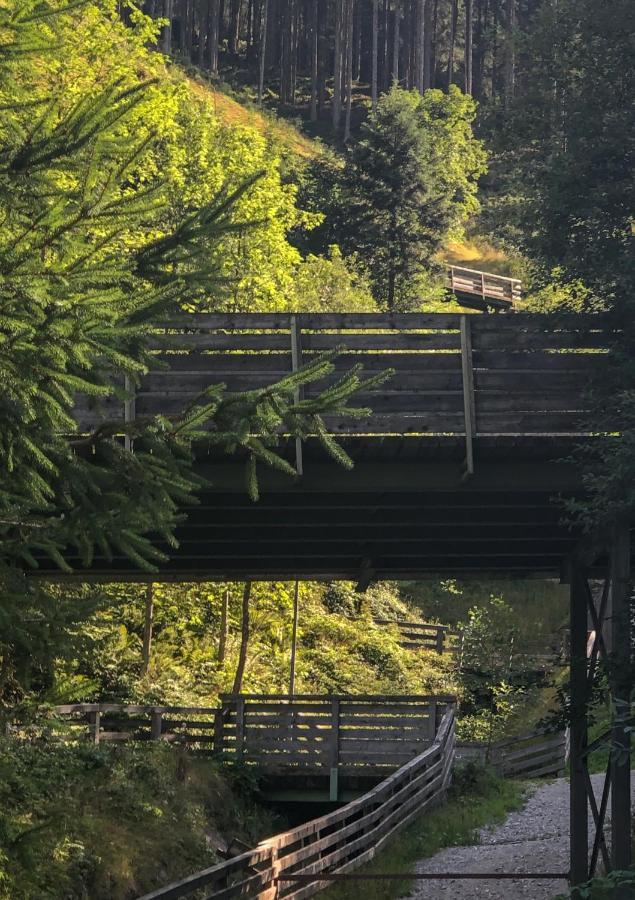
[207, 0, 220, 71]
[218, 587, 229, 664]
[423, 0, 433, 89]
[392, 0, 400, 82]
[229, 0, 242, 54]
[231, 582, 252, 694]
[464, 0, 473, 95]
[309, 0, 318, 119]
[162, 0, 174, 53]
[142, 584, 154, 675]
[503, 0, 515, 109]
[414, 0, 424, 93]
[333, 0, 344, 129]
[258, 0, 268, 102]
[344, 0, 354, 141]
[371, 0, 379, 110]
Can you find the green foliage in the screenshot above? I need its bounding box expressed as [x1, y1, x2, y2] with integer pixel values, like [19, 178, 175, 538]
[556, 870, 635, 900]
[0, 738, 279, 899]
[298, 85, 486, 310]
[322, 763, 525, 900]
[0, 0, 391, 575]
[36, 580, 457, 708]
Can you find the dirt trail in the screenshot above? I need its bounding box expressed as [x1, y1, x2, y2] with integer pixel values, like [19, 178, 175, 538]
[408, 774, 634, 900]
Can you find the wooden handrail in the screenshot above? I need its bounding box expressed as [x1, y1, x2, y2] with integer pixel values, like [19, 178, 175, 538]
[137, 705, 456, 900]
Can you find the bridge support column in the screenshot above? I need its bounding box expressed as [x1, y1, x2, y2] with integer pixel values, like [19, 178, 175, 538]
[569, 524, 632, 890]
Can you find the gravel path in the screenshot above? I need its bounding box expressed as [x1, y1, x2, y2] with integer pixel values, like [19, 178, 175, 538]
[407, 774, 635, 900]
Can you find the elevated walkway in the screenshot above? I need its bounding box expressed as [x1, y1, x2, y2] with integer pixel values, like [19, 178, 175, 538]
[58, 311, 616, 582]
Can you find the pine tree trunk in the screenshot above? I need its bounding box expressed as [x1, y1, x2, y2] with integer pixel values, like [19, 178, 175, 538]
[392, 0, 400, 82]
[503, 0, 515, 109]
[371, 0, 379, 110]
[423, 0, 433, 89]
[162, 0, 174, 53]
[231, 582, 252, 694]
[414, 0, 424, 93]
[258, 0, 268, 101]
[464, 0, 473, 95]
[218, 587, 229, 664]
[210, 0, 220, 70]
[309, 0, 318, 120]
[229, 0, 242, 54]
[142, 584, 154, 675]
[344, 0, 354, 141]
[333, 0, 344, 129]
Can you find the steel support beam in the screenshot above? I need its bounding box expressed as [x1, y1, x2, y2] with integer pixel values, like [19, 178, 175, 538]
[570, 563, 589, 886]
[609, 522, 632, 872]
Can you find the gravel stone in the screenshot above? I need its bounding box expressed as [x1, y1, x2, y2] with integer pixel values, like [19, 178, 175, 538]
[407, 774, 635, 900]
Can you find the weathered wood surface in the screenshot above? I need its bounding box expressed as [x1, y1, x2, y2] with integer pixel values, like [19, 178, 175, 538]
[73, 312, 613, 439]
[217, 694, 454, 775]
[449, 266, 522, 310]
[456, 728, 568, 778]
[137, 706, 456, 900]
[371, 619, 459, 653]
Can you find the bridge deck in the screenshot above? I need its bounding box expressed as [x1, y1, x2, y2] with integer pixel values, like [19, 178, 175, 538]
[62, 312, 614, 581]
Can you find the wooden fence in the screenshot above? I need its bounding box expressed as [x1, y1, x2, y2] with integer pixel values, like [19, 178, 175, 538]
[456, 729, 568, 778]
[137, 705, 456, 900]
[449, 266, 522, 310]
[371, 620, 457, 653]
[44, 703, 219, 746]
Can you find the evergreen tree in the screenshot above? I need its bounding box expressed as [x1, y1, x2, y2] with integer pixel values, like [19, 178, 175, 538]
[300, 85, 485, 309]
[0, 0, 388, 575]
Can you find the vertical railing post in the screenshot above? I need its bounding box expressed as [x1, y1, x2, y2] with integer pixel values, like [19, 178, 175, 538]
[213, 707, 224, 756]
[570, 563, 589, 886]
[290, 315, 303, 477]
[235, 696, 245, 763]
[87, 708, 101, 745]
[436, 627, 445, 654]
[329, 698, 340, 802]
[460, 315, 476, 477]
[151, 708, 163, 741]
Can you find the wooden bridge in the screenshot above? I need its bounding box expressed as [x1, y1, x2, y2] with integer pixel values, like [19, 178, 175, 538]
[448, 265, 521, 310]
[58, 311, 631, 888]
[67, 311, 614, 582]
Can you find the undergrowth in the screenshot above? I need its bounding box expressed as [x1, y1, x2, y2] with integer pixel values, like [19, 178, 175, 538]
[0, 740, 279, 900]
[321, 762, 526, 900]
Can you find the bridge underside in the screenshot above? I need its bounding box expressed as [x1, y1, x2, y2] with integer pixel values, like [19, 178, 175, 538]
[49, 436, 598, 581]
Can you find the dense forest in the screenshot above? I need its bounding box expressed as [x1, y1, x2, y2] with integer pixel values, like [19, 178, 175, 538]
[0, 0, 633, 896]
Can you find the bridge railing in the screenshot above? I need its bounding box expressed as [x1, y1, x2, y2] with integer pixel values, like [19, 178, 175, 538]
[138, 705, 456, 900]
[74, 313, 612, 451]
[216, 694, 455, 778]
[449, 265, 522, 309]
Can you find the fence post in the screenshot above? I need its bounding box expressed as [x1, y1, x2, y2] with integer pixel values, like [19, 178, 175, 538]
[436, 628, 445, 654]
[87, 709, 101, 745]
[235, 697, 245, 763]
[213, 707, 224, 756]
[151, 709, 163, 741]
[329, 698, 340, 802]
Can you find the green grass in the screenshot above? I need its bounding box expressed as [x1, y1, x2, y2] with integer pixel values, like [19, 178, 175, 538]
[321, 764, 526, 900]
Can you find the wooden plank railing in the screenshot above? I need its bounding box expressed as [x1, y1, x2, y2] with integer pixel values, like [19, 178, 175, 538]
[137, 705, 456, 900]
[41, 703, 219, 746]
[456, 728, 568, 778]
[372, 619, 459, 653]
[216, 694, 455, 777]
[73, 312, 612, 444]
[449, 266, 522, 309]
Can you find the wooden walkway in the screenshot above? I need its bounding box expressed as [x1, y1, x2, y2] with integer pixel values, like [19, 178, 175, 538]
[59, 311, 617, 581]
[449, 266, 521, 311]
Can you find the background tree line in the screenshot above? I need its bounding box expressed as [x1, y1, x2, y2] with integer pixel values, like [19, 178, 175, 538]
[145, 0, 532, 131]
